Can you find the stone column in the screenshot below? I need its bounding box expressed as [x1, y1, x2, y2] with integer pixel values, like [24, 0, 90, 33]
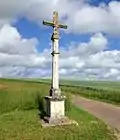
[50, 32, 61, 98]
[52, 39, 59, 89]
[44, 31, 66, 121]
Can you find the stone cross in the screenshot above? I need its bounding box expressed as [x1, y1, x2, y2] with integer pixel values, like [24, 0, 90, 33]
[42, 11, 77, 126]
[43, 11, 67, 99]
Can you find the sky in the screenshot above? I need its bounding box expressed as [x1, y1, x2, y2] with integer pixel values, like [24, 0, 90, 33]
[0, 0, 120, 81]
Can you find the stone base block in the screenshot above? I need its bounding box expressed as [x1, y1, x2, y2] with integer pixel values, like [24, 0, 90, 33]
[45, 96, 66, 118]
[42, 116, 78, 127]
[41, 96, 78, 127]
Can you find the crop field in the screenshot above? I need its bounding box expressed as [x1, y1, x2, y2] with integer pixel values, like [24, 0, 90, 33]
[60, 80, 120, 105]
[0, 78, 116, 140]
[35, 79, 120, 105]
[37, 78, 120, 90]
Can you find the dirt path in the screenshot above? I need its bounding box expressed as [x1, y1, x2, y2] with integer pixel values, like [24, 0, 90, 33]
[72, 95, 120, 131]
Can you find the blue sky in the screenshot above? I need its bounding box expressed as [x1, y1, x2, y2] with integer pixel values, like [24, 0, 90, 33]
[15, 16, 120, 53]
[15, 17, 92, 51]
[89, 0, 114, 5]
[14, 0, 120, 52]
[0, 0, 120, 80]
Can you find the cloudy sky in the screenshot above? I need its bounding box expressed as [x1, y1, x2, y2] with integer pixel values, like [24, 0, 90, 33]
[0, 0, 120, 81]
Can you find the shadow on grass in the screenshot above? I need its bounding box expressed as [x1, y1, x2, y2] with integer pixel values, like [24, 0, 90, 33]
[65, 94, 72, 114]
[35, 93, 46, 119]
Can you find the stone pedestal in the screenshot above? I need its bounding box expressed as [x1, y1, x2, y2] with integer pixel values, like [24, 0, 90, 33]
[45, 96, 65, 119]
[42, 96, 78, 127]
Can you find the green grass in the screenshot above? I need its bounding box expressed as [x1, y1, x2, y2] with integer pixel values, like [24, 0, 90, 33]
[30, 78, 120, 105]
[38, 78, 120, 90]
[36, 78, 120, 105]
[62, 85, 120, 105]
[0, 78, 116, 140]
[0, 108, 115, 140]
[0, 109, 114, 140]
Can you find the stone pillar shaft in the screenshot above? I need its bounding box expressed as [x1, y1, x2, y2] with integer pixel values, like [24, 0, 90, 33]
[52, 39, 59, 89]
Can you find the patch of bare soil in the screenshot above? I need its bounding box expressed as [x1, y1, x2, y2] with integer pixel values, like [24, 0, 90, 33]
[0, 84, 8, 89]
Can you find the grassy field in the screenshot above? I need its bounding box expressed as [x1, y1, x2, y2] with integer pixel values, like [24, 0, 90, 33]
[61, 82, 120, 105]
[0, 78, 116, 140]
[35, 79, 120, 105]
[37, 79, 120, 90]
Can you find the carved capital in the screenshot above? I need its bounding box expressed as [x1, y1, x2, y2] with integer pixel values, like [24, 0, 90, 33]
[49, 88, 61, 99]
[51, 32, 59, 40]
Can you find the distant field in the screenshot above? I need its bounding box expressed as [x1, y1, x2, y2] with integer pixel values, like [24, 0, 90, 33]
[0, 78, 116, 140]
[29, 78, 120, 105]
[35, 78, 120, 90]
[8, 78, 120, 105]
[61, 80, 120, 89]
[60, 80, 120, 105]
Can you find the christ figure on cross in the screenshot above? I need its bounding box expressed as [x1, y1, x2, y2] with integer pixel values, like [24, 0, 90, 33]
[43, 11, 67, 99]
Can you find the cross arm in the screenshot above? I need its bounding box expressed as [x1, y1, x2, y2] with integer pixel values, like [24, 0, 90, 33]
[43, 20, 54, 27]
[43, 20, 68, 29]
[59, 24, 68, 29]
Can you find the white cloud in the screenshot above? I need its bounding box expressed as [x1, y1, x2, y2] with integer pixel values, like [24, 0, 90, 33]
[0, 24, 119, 80]
[0, 24, 51, 70]
[0, 24, 38, 55]
[60, 33, 107, 59]
[59, 33, 120, 80]
[104, 68, 120, 78]
[1, 0, 120, 35]
[85, 50, 120, 69]
[65, 1, 120, 34]
[0, 1, 120, 80]
[24, 0, 120, 35]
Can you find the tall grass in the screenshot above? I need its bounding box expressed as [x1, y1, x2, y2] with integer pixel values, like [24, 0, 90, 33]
[1, 78, 119, 116]
[32, 78, 120, 105]
[0, 80, 49, 115]
[0, 90, 39, 114]
[0, 80, 72, 116]
[62, 85, 120, 105]
[0, 79, 117, 140]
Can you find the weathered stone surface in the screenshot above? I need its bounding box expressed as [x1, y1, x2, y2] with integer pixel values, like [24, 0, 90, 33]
[42, 116, 78, 127]
[43, 11, 67, 97]
[49, 88, 61, 99]
[45, 96, 66, 118]
[42, 11, 77, 128]
[51, 39, 59, 93]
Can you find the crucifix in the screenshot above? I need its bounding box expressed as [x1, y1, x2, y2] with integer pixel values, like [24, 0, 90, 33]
[43, 11, 67, 99]
[42, 11, 77, 126]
